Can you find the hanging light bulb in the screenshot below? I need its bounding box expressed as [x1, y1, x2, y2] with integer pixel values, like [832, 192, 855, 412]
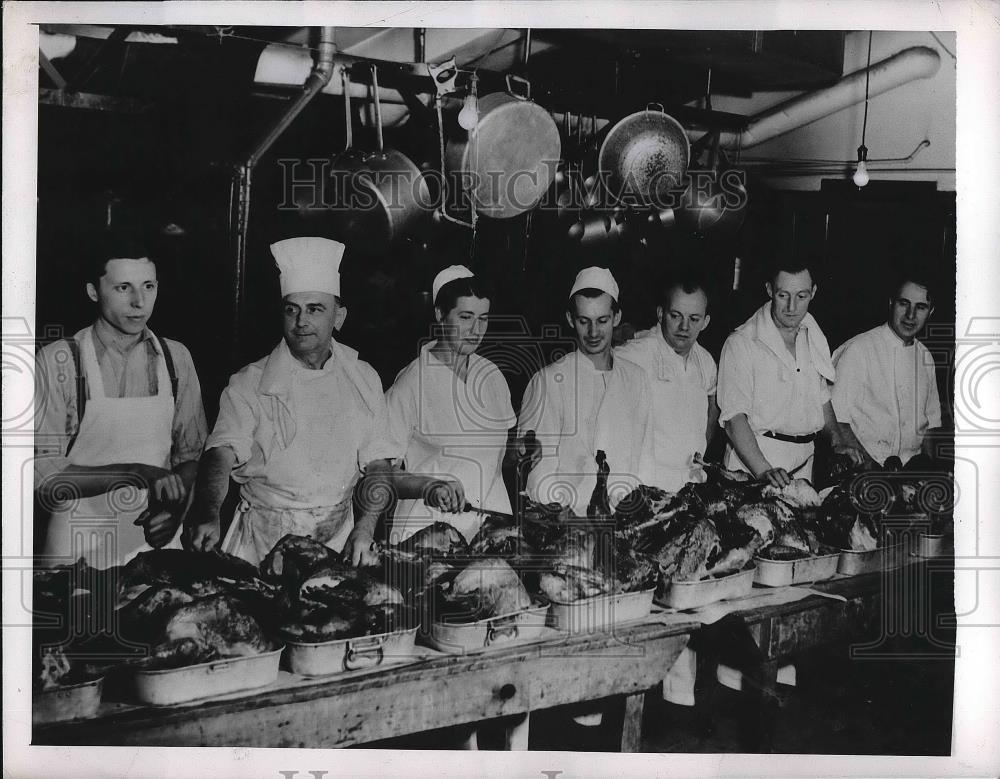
[852, 32, 874, 189]
[458, 72, 479, 130]
[853, 144, 870, 187]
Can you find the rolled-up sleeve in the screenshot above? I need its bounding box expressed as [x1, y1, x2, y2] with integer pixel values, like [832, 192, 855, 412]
[33, 341, 77, 486]
[716, 335, 753, 425]
[165, 341, 209, 467]
[205, 372, 258, 468]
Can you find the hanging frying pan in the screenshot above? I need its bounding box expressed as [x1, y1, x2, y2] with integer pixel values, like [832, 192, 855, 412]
[327, 65, 432, 254]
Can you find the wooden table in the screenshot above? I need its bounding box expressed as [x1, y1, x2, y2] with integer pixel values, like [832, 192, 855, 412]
[35, 618, 697, 750]
[35, 569, 910, 751]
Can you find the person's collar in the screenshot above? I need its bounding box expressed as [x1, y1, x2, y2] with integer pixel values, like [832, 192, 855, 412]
[575, 347, 613, 373]
[654, 325, 697, 365]
[91, 317, 153, 356]
[881, 321, 914, 348]
[259, 336, 343, 395]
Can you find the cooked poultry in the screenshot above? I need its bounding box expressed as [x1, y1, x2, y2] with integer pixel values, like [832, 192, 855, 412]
[539, 563, 615, 602]
[131, 637, 220, 671]
[432, 558, 533, 622]
[382, 522, 469, 562]
[161, 593, 272, 657]
[260, 534, 339, 585]
[468, 515, 533, 559]
[646, 514, 723, 583]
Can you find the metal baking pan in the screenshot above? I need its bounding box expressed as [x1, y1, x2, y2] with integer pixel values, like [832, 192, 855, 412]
[658, 567, 755, 611]
[131, 647, 283, 706]
[547, 587, 655, 634]
[753, 552, 840, 587]
[837, 543, 906, 576]
[33, 677, 103, 725]
[424, 603, 549, 653]
[914, 533, 952, 559]
[284, 627, 419, 677]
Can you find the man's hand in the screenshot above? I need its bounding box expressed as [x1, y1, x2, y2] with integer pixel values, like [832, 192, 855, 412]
[833, 444, 868, 468]
[425, 478, 465, 514]
[513, 432, 542, 474]
[758, 467, 792, 488]
[342, 526, 379, 567]
[182, 518, 221, 552]
[138, 465, 187, 506]
[136, 506, 181, 548]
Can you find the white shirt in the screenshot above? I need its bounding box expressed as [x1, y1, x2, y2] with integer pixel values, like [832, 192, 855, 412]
[616, 326, 717, 491]
[206, 338, 398, 510]
[717, 303, 835, 436]
[518, 349, 655, 516]
[832, 323, 942, 465]
[385, 342, 516, 542]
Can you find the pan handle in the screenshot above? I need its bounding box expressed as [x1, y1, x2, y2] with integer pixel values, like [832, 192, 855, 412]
[506, 73, 531, 101]
[371, 64, 384, 154]
[341, 66, 353, 151]
[646, 102, 665, 114]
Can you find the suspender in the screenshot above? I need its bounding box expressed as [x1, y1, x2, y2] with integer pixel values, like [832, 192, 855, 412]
[63, 335, 178, 455]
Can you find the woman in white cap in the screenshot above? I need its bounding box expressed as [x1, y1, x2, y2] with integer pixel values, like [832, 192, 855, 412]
[383, 265, 516, 544]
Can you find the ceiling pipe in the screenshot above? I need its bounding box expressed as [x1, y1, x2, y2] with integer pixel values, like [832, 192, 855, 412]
[691, 46, 941, 149]
[231, 26, 336, 362]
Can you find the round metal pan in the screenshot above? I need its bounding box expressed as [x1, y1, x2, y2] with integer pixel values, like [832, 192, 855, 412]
[598, 104, 689, 209]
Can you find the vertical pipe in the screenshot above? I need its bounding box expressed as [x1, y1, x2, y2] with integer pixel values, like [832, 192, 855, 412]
[232, 26, 337, 362]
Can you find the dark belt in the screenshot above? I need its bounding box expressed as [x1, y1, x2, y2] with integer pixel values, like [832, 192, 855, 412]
[762, 430, 818, 444]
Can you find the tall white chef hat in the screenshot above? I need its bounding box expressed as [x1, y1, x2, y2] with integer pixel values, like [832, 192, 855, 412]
[271, 237, 345, 298]
[432, 264, 475, 304]
[569, 266, 619, 302]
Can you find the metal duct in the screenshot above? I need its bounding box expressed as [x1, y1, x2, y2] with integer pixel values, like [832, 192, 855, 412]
[699, 46, 942, 149]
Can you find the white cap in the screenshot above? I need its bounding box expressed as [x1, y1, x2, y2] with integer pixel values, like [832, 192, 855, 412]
[432, 264, 475, 303]
[271, 237, 345, 297]
[569, 266, 619, 302]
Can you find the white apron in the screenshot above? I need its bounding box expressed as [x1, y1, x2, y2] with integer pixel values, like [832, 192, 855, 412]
[724, 434, 814, 483]
[222, 495, 353, 567]
[42, 327, 180, 568]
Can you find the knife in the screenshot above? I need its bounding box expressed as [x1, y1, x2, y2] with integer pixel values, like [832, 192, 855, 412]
[462, 502, 516, 522]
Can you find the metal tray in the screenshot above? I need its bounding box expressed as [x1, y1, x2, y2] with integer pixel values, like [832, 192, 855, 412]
[424, 604, 549, 653]
[284, 627, 419, 677]
[658, 567, 755, 611]
[753, 552, 840, 587]
[914, 533, 952, 559]
[33, 677, 103, 725]
[547, 587, 655, 634]
[837, 543, 906, 576]
[131, 647, 283, 706]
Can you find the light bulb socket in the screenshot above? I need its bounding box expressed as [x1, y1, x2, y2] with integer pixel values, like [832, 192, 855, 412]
[856, 144, 868, 163]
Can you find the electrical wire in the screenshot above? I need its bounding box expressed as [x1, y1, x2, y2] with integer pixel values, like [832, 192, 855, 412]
[929, 32, 957, 61]
[861, 30, 872, 148]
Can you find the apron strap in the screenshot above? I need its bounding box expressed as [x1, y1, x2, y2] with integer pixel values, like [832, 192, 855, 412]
[154, 334, 179, 400]
[63, 337, 88, 456]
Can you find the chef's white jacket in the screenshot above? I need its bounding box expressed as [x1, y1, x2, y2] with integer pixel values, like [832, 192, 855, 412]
[717, 304, 835, 477]
[206, 337, 398, 512]
[832, 323, 942, 465]
[518, 349, 655, 516]
[385, 341, 516, 543]
[615, 326, 717, 491]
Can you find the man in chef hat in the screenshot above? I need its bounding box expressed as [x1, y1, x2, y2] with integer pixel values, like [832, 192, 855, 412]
[517, 265, 655, 518]
[184, 237, 461, 566]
